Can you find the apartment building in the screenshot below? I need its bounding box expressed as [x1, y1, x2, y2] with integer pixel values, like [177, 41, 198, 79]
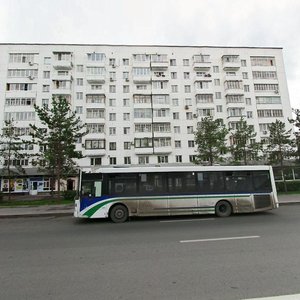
[0, 43, 293, 191]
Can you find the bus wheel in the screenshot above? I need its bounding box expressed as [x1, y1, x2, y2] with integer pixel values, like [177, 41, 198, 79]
[215, 201, 232, 217]
[109, 204, 129, 223]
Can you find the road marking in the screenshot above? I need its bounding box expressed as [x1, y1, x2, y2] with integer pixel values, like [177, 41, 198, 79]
[244, 293, 300, 299]
[180, 235, 260, 243]
[160, 218, 215, 223]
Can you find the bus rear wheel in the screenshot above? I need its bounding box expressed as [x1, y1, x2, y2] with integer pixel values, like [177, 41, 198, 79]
[109, 204, 129, 223]
[215, 201, 232, 217]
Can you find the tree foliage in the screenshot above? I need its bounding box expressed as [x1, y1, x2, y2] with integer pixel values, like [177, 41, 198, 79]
[229, 117, 261, 165]
[0, 120, 29, 200]
[30, 96, 87, 197]
[267, 119, 294, 167]
[289, 108, 300, 163]
[194, 117, 228, 165]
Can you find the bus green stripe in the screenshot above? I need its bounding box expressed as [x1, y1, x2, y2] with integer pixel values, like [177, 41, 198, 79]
[83, 194, 250, 217]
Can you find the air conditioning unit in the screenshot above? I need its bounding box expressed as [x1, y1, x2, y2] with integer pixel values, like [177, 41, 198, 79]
[263, 131, 268, 135]
[28, 61, 34, 66]
[28, 75, 34, 80]
[125, 78, 129, 82]
[111, 64, 116, 68]
[193, 114, 198, 118]
[185, 105, 189, 110]
[110, 78, 114, 82]
[274, 89, 279, 94]
[81, 144, 85, 148]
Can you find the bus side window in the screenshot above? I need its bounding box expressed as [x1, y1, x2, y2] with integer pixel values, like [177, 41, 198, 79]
[94, 181, 102, 197]
[81, 181, 95, 197]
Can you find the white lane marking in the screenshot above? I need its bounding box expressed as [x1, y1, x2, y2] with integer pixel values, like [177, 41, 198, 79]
[244, 293, 300, 299]
[180, 235, 260, 243]
[160, 218, 215, 223]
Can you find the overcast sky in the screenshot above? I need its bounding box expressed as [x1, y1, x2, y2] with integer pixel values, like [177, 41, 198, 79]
[0, 0, 299, 109]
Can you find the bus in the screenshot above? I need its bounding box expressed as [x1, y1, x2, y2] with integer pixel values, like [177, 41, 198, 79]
[74, 165, 278, 222]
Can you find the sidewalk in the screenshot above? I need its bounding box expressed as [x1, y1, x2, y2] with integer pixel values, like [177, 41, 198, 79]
[0, 195, 299, 218]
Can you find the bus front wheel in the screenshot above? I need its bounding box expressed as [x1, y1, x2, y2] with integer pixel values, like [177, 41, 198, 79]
[109, 204, 129, 223]
[215, 201, 232, 217]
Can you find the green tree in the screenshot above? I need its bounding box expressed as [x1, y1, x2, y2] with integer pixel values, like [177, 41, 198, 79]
[229, 117, 261, 165]
[194, 116, 229, 165]
[289, 108, 300, 163]
[30, 96, 87, 198]
[267, 119, 294, 167]
[0, 120, 29, 201]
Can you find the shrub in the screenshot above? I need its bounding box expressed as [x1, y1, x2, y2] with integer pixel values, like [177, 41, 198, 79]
[62, 190, 77, 201]
[276, 181, 300, 192]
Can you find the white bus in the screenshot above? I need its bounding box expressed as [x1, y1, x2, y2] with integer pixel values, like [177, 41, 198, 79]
[74, 165, 278, 222]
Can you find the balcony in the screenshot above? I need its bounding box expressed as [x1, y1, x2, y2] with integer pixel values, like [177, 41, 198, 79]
[134, 147, 154, 155]
[86, 74, 106, 84]
[83, 149, 106, 156]
[132, 75, 151, 83]
[153, 146, 172, 154]
[193, 55, 211, 71]
[150, 61, 169, 69]
[53, 60, 73, 70]
[222, 55, 241, 71]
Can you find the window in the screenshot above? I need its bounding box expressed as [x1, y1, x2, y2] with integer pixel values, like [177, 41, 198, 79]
[123, 58, 129, 65]
[256, 96, 281, 104]
[244, 85, 250, 92]
[175, 140, 181, 148]
[135, 138, 153, 148]
[124, 142, 131, 150]
[109, 127, 116, 135]
[110, 157, 117, 165]
[123, 113, 130, 121]
[109, 72, 116, 81]
[196, 94, 213, 103]
[214, 79, 220, 86]
[176, 155, 182, 163]
[109, 58, 116, 66]
[85, 139, 105, 149]
[43, 85, 50, 92]
[215, 92, 221, 99]
[173, 126, 180, 134]
[43, 71, 50, 79]
[186, 112, 193, 120]
[172, 98, 179, 106]
[76, 92, 83, 100]
[77, 65, 84, 72]
[109, 85, 116, 93]
[183, 59, 189, 66]
[138, 156, 149, 164]
[216, 105, 223, 113]
[187, 126, 194, 134]
[123, 98, 130, 106]
[158, 156, 168, 163]
[247, 111, 253, 118]
[213, 66, 219, 73]
[109, 142, 116, 150]
[123, 127, 130, 134]
[242, 72, 248, 79]
[75, 106, 83, 114]
[77, 78, 83, 86]
[254, 84, 279, 92]
[184, 72, 190, 79]
[42, 99, 49, 108]
[188, 140, 195, 147]
[252, 71, 277, 79]
[170, 59, 176, 66]
[109, 113, 116, 121]
[123, 85, 129, 93]
[86, 124, 104, 133]
[124, 157, 131, 165]
[123, 72, 129, 79]
[241, 60, 247, 67]
[109, 98, 116, 106]
[44, 57, 51, 64]
[86, 108, 105, 118]
[184, 85, 191, 93]
[87, 53, 105, 61]
[250, 56, 275, 66]
[86, 95, 105, 104]
[134, 108, 152, 118]
[5, 112, 35, 122]
[185, 98, 192, 106]
[173, 112, 179, 119]
[171, 72, 177, 79]
[90, 157, 102, 166]
[171, 85, 178, 93]
[246, 98, 252, 105]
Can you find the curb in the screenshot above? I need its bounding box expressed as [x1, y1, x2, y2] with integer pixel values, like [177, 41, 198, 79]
[0, 212, 73, 219]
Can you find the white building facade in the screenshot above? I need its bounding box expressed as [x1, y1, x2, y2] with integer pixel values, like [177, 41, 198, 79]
[0, 43, 293, 177]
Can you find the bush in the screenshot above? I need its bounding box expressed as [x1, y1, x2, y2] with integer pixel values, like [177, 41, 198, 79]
[276, 181, 300, 193]
[62, 190, 77, 201]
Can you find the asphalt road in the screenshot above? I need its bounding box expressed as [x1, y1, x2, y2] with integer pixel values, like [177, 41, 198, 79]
[1, 206, 300, 300]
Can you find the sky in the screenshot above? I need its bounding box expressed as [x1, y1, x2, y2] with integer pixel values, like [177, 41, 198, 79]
[0, 0, 299, 109]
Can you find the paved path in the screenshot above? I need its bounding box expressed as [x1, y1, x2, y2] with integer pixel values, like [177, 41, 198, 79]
[0, 194, 299, 218]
